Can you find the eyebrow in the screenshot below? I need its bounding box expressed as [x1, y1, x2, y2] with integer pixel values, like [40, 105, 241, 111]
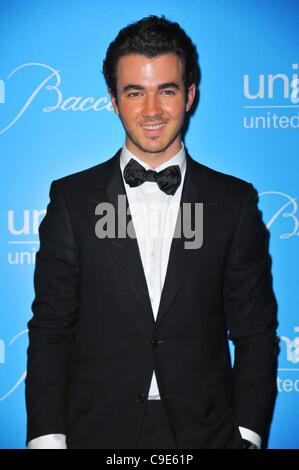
[122, 82, 180, 93]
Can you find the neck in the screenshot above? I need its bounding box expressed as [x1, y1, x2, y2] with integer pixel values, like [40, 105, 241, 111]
[125, 139, 183, 168]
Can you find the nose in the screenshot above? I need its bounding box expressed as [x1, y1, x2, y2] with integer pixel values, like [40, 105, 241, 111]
[142, 93, 162, 118]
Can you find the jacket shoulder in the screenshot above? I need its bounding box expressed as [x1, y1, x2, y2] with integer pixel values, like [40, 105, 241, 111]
[51, 150, 120, 191]
[190, 158, 254, 200]
[197, 160, 250, 188]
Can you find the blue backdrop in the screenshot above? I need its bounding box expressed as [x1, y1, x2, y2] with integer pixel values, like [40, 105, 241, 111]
[0, 0, 298, 449]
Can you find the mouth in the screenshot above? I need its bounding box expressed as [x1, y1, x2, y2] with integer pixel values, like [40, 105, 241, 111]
[140, 122, 166, 136]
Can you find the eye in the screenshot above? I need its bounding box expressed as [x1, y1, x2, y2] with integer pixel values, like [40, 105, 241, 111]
[127, 92, 143, 97]
[161, 90, 175, 95]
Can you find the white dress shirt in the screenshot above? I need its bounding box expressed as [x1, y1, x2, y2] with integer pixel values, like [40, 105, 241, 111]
[120, 143, 187, 399]
[28, 143, 261, 449]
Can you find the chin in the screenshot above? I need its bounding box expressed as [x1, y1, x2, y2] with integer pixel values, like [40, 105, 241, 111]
[139, 138, 172, 154]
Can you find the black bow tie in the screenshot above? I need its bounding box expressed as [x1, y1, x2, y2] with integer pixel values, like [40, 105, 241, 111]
[123, 158, 181, 196]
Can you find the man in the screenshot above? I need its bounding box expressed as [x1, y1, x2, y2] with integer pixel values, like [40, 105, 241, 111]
[26, 16, 278, 449]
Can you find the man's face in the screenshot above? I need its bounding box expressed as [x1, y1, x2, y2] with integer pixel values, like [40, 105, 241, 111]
[110, 54, 196, 166]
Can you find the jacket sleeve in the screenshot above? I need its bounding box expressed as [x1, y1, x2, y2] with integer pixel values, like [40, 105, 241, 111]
[223, 183, 279, 445]
[25, 180, 80, 444]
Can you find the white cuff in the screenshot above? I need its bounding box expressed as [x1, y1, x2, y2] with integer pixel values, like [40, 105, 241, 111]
[27, 434, 67, 449]
[238, 426, 261, 448]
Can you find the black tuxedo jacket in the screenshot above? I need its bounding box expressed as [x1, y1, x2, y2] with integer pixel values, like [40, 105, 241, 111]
[26, 150, 278, 449]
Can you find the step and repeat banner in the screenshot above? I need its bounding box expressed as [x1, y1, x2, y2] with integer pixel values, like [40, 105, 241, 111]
[0, 0, 298, 449]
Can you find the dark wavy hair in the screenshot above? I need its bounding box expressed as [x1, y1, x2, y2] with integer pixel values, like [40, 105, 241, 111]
[102, 15, 200, 99]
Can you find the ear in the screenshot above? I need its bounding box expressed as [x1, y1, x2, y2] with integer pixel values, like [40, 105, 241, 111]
[185, 83, 196, 112]
[109, 89, 120, 115]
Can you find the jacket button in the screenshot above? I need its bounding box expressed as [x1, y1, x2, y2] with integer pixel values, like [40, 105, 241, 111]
[151, 338, 160, 347]
[136, 392, 146, 404]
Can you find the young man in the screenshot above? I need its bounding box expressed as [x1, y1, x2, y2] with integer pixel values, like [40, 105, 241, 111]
[26, 16, 278, 449]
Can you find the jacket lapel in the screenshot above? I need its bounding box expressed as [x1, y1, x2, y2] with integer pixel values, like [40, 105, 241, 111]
[104, 151, 155, 328]
[155, 154, 219, 325]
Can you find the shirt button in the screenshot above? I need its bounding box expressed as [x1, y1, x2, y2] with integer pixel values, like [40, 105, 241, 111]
[150, 252, 155, 258]
[151, 339, 160, 348]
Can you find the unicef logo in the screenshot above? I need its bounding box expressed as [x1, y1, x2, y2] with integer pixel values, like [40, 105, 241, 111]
[280, 327, 299, 365]
[243, 63, 299, 130]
